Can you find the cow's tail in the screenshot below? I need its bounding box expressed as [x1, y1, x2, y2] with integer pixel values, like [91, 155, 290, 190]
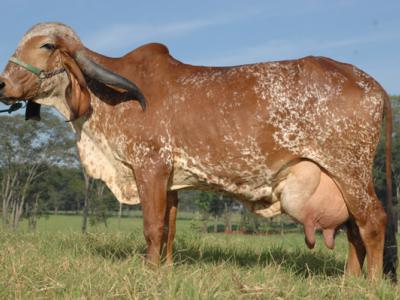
[382, 93, 397, 282]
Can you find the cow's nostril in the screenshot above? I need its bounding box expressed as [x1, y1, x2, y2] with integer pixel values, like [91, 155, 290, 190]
[0, 81, 5, 90]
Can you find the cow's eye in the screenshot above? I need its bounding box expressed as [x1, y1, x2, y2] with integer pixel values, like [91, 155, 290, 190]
[40, 43, 56, 50]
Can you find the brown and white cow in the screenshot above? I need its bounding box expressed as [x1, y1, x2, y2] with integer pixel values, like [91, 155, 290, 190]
[0, 23, 394, 280]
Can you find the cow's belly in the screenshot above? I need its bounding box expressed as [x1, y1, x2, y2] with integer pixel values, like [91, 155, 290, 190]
[169, 149, 284, 217]
[170, 163, 287, 217]
[170, 166, 272, 199]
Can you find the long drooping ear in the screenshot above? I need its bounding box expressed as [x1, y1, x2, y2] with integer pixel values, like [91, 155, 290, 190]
[60, 51, 91, 120]
[55, 35, 146, 111]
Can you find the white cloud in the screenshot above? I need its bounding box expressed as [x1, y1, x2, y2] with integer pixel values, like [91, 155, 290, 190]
[85, 20, 213, 53]
[193, 30, 400, 66]
[84, 10, 260, 54]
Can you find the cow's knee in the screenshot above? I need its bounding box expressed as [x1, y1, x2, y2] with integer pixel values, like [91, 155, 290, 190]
[143, 222, 165, 265]
[144, 223, 164, 246]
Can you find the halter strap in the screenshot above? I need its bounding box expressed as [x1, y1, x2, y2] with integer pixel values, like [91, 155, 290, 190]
[9, 57, 43, 75]
[9, 56, 66, 79]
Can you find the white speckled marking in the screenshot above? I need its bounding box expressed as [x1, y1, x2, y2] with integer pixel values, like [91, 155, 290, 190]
[11, 24, 386, 219]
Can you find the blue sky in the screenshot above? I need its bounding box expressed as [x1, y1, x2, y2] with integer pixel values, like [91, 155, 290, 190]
[0, 0, 399, 95]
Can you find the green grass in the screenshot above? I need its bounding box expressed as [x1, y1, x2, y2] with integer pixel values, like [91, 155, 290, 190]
[0, 215, 398, 299]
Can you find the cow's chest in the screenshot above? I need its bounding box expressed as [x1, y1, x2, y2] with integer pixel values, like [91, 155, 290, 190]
[76, 131, 140, 205]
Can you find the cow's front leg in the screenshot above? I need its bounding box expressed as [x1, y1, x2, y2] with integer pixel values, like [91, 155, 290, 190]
[135, 161, 171, 266]
[163, 190, 179, 265]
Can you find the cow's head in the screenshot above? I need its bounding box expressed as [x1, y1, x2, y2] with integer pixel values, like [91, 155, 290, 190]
[0, 22, 146, 121]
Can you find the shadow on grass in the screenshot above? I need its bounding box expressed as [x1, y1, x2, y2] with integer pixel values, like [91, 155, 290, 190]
[82, 233, 345, 278]
[174, 239, 345, 277]
[175, 242, 345, 277]
[65, 233, 147, 262]
[89, 241, 147, 262]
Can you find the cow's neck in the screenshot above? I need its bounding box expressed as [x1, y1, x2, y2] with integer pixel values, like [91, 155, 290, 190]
[71, 93, 119, 154]
[71, 49, 148, 148]
[83, 48, 147, 91]
[68, 94, 141, 205]
[65, 47, 168, 178]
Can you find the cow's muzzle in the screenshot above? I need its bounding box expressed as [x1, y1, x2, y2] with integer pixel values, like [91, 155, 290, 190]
[0, 79, 6, 100]
[0, 80, 5, 99]
[0, 75, 24, 104]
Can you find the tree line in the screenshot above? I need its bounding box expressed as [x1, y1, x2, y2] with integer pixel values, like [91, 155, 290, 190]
[0, 97, 399, 232]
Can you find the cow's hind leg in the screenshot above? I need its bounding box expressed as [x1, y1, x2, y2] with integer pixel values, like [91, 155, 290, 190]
[346, 218, 366, 276]
[341, 181, 387, 280]
[162, 190, 179, 265]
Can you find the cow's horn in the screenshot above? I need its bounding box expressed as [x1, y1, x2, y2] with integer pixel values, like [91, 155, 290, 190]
[75, 52, 146, 110]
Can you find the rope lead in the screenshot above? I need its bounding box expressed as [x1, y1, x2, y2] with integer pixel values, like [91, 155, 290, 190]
[0, 102, 24, 114]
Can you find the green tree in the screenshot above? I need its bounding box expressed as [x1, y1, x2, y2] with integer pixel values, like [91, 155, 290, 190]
[196, 191, 212, 232]
[89, 181, 116, 228]
[0, 108, 76, 229]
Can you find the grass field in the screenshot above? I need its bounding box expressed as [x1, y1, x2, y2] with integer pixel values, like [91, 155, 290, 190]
[0, 215, 398, 299]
